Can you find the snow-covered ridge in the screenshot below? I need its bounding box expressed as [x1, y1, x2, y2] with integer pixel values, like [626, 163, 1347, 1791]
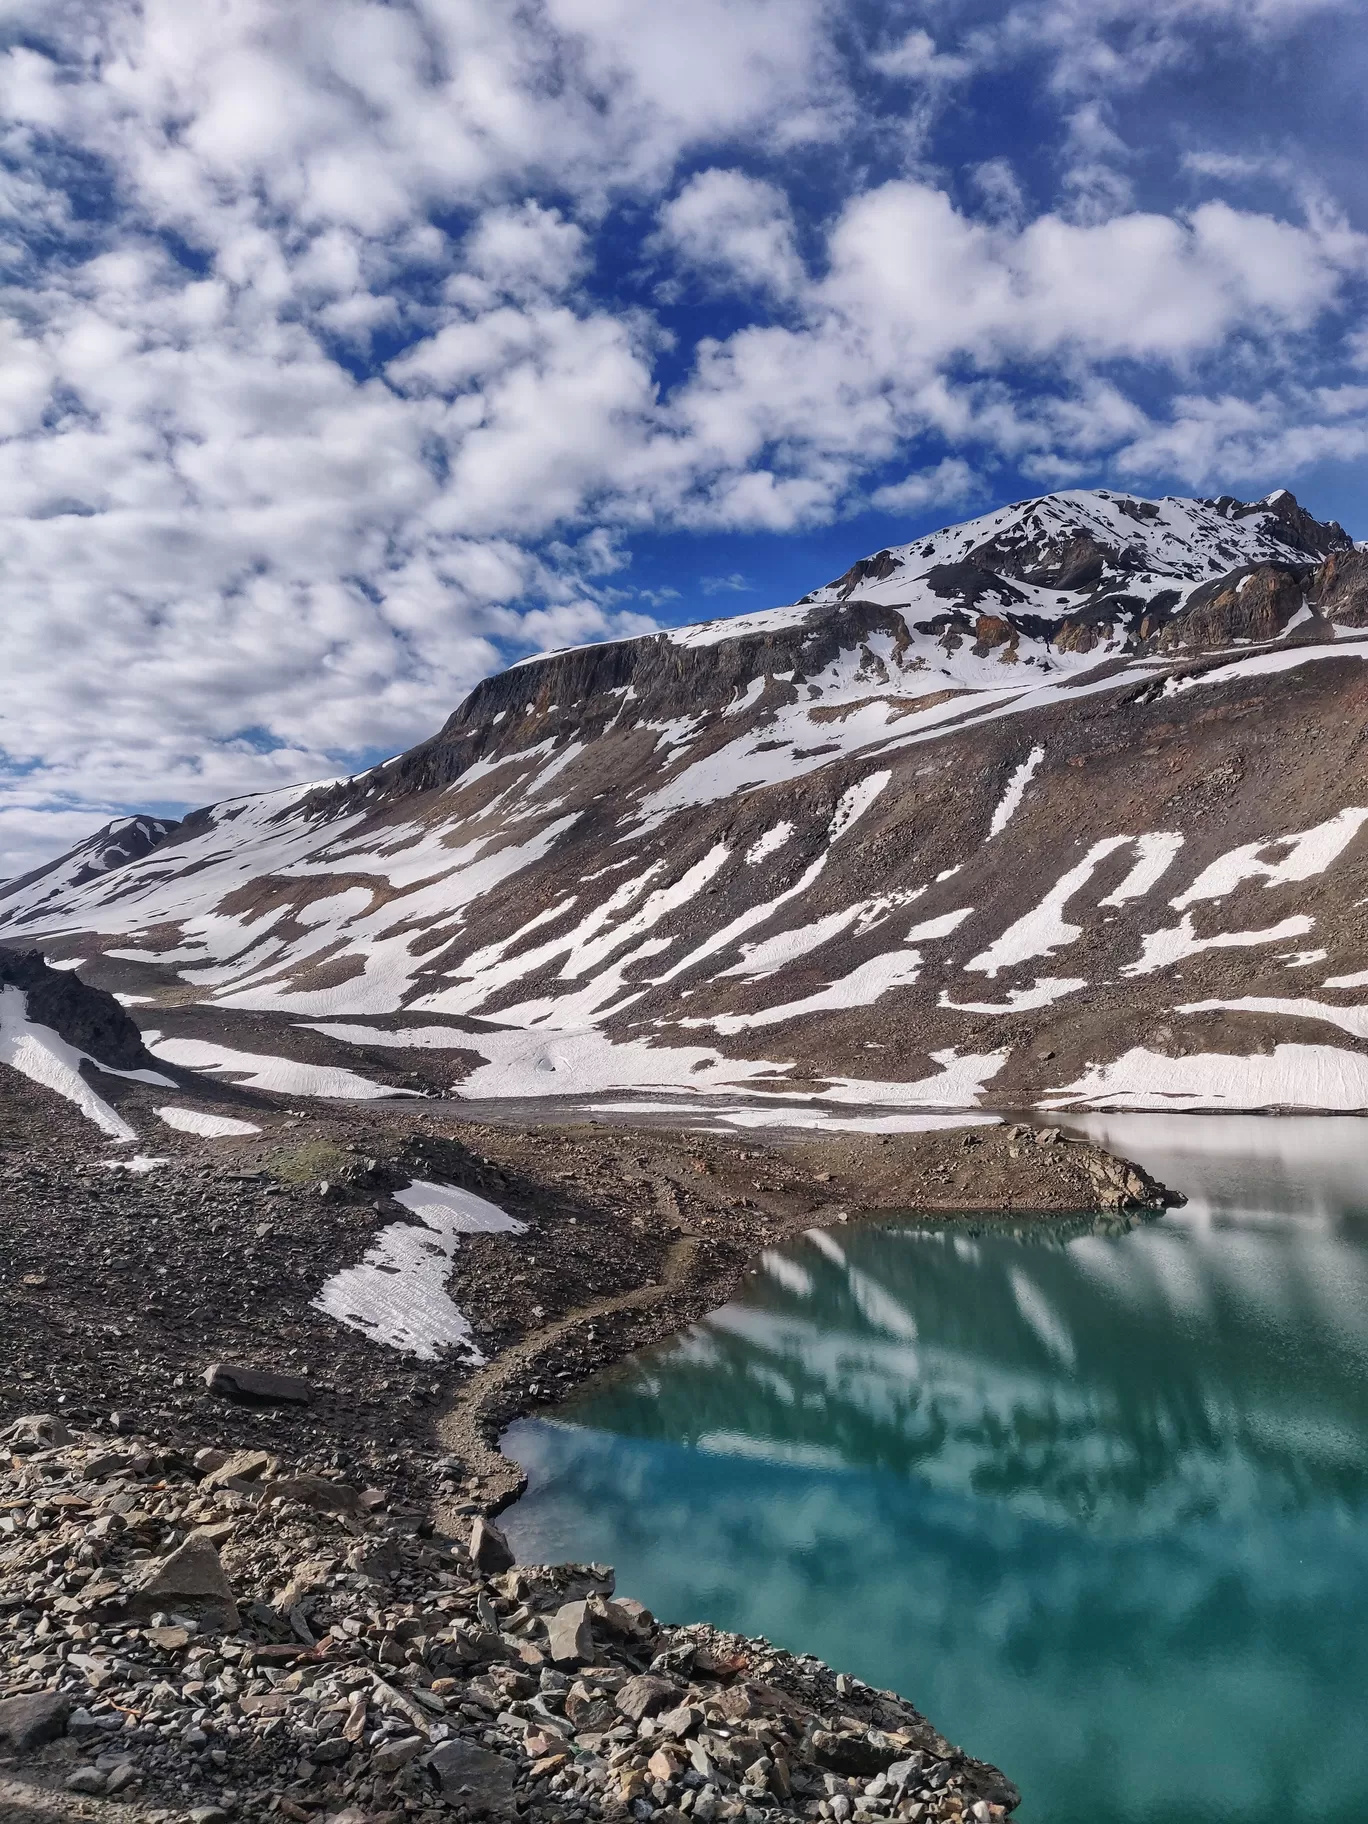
[5, 485, 1368, 1116]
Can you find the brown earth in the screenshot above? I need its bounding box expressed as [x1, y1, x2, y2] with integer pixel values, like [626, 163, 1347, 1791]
[0, 1067, 1171, 1519]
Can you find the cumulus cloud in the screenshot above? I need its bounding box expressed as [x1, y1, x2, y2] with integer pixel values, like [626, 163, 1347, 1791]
[656, 171, 805, 300]
[0, 0, 1366, 876]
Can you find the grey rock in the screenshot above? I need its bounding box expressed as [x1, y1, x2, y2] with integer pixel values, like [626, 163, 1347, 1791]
[65, 1767, 107, 1795]
[262, 1474, 361, 1513]
[1, 1412, 72, 1450]
[424, 1738, 517, 1812]
[188, 1808, 231, 1824]
[0, 1689, 70, 1751]
[615, 1674, 681, 1722]
[312, 1734, 350, 1764]
[810, 1728, 901, 1777]
[546, 1598, 594, 1666]
[469, 1514, 515, 1573]
[347, 1535, 402, 1581]
[371, 1733, 425, 1772]
[128, 1533, 239, 1631]
[202, 1361, 311, 1404]
[658, 1703, 703, 1738]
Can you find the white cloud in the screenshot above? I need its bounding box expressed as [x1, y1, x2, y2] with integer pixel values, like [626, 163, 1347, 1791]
[870, 29, 973, 84]
[0, 0, 1365, 878]
[871, 458, 979, 514]
[656, 170, 805, 299]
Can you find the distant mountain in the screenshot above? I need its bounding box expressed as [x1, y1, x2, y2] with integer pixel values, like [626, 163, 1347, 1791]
[7, 486, 1368, 1114]
[0, 814, 179, 910]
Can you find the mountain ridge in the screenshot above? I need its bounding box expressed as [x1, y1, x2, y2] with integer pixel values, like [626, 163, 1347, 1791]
[7, 484, 1368, 1121]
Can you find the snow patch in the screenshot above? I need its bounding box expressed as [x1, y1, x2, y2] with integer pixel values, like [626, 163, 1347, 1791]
[967, 837, 1131, 976]
[745, 822, 794, 865]
[1122, 912, 1314, 977]
[0, 985, 136, 1142]
[941, 977, 1087, 1015]
[157, 1106, 263, 1137]
[1098, 832, 1185, 906]
[314, 1179, 526, 1360]
[1172, 808, 1368, 908]
[144, 1034, 415, 1100]
[685, 950, 925, 1033]
[987, 746, 1043, 838]
[1176, 995, 1368, 1041]
[829, 772, 891, 842]
[1044, 1044, 1368, 1111]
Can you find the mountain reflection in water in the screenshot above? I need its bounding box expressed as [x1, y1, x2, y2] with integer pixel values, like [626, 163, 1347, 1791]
[503, 1116, 1368, 1824]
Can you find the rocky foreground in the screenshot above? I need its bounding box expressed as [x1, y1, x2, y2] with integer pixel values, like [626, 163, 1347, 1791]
[0, 1414, 1019, 1824]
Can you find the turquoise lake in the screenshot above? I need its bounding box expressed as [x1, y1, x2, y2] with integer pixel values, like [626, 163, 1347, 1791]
[501, 1114, 1368, 1824]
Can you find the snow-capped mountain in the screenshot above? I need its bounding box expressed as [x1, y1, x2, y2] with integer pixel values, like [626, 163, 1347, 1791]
[0, 815, 180, 917]
[7, 486, 1368, 1117]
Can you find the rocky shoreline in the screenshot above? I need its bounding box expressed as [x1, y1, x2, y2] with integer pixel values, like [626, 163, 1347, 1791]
[1, 1035, 1180, 1823]
[0, 1414, 1021, 1824]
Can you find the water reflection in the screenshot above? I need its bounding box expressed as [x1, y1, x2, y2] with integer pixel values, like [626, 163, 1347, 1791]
[503, 1117, 1368, 1824]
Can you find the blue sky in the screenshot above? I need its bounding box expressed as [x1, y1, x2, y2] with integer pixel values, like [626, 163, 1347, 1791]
[1, 0, 1365, 875]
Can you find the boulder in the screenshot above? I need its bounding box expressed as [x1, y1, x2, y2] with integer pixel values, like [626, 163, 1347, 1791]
[424, 1739, 517, 1812]
[469, 1515, 515, 1573]
[263, 1475, 361, 1514]
[615, 1673, 681, 1722]
[202, 1362, 311, 1404]
[127, 1533, 239, 1631]
[0, 1689, 70, 1751]
[546, 1599, 594, 1666]
[1, 1412, 72, 1452]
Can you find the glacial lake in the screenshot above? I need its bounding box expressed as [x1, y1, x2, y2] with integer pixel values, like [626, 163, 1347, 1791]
[502, 1114, 1368, 1824]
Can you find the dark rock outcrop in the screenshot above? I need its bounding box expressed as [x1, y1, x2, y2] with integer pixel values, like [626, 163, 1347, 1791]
[0, 949, 152, 1071]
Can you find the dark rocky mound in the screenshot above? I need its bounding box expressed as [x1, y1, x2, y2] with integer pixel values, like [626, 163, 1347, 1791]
[0, 949, 151, 1072]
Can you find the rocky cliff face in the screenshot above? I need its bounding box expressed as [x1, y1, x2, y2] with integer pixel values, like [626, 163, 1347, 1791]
[0, 950, 152, 1072]
[6, 486, 1368, 1114]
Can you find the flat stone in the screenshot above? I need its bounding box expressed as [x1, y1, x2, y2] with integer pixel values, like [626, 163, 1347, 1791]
[424, 1739, 517, 1813]
[371, 1734, 424, 1772]
[347, 1536, 402, 1581]
[146, 1625, 195, 1652]
[202, 1362, 311, 1404]
[0, 1689, 70, 1751]
[615, 1674, 681, 1722]
[65, 1767, 107, 1795]
[200, 1449, 277, 1489]
[603, 1596, 654, 1636]
[469, 1514, 515, 1573]
[810, 1729, 901, 1778]
[262, 1475, 361, 1513]
[546, 1599, 594, 1666]
[657, 1703, 703, 1738]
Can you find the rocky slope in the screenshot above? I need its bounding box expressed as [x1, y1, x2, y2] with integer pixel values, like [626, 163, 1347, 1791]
[0, 1416, 1019, 1824]
[5, 486, 1368, 1123]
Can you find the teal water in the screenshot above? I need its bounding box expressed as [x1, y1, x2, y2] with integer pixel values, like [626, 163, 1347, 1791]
[501, 1115, 1368, 1823]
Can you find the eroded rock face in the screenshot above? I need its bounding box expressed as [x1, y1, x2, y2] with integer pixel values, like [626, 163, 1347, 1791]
[1157, 563, 1308, 650]
[0, 948, 151, 1071]
[1315, 548, 1368, 627]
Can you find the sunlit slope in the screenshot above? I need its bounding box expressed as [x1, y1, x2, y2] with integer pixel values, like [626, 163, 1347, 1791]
[7, 487, 1368, 1110]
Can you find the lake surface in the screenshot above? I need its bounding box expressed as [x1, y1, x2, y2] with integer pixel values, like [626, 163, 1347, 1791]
[502, 1115, 1368, 1824]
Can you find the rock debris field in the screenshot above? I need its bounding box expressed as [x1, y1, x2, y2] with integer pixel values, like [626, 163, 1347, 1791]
[0, 1414, 1019, 1824]
[0, 970, 1178, 1823]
